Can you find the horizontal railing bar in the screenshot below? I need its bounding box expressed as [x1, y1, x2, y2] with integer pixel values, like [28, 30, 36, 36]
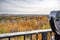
[0, 29, 52, 38]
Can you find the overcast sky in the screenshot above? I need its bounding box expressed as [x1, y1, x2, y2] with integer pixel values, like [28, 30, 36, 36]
[0, 0, 60, 14]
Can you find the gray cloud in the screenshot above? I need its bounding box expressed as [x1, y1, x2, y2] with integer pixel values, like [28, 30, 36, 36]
[0, 0, 60, 14]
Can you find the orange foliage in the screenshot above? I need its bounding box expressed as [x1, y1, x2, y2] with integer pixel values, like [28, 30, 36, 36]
[0, 16, 51, 40]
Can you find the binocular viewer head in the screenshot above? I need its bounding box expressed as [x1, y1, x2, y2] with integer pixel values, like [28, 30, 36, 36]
[49, 11, 60, 35]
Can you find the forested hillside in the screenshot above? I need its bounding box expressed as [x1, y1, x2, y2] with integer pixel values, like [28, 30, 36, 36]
[0, 15, 51, 40]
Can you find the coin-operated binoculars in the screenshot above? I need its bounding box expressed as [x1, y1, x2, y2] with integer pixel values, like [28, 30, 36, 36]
[49, 11, 60, 40]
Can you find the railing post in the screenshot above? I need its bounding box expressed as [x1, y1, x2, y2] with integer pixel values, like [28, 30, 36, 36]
[8, 37, 11, 40]
[36, 33, 38, 40]
[50, 32, 52, 40]
[24, 35, 25, 40]
[0, 38, 2, 40]
[42, 32, 47, 40]
[30, 35, 32, 40]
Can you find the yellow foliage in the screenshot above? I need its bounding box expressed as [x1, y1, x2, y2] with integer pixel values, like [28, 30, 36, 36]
[0, 16, 51, 40]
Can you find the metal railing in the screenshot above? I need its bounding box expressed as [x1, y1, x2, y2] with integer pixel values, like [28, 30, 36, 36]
[0, 29, 52, 40]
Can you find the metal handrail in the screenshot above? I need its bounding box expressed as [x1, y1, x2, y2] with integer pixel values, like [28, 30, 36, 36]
[0, 29, 52, 38]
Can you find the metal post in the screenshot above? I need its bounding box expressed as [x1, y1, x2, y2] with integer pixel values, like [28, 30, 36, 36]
[8, 37, 11, 40]
[30, 35, 32, 40]
[36, 33, 38, 40]
[42, 32, 47, 40]
[50, 32, 52, 40]
[0, 38, 2, 40]
[24, 35, 25, 40]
